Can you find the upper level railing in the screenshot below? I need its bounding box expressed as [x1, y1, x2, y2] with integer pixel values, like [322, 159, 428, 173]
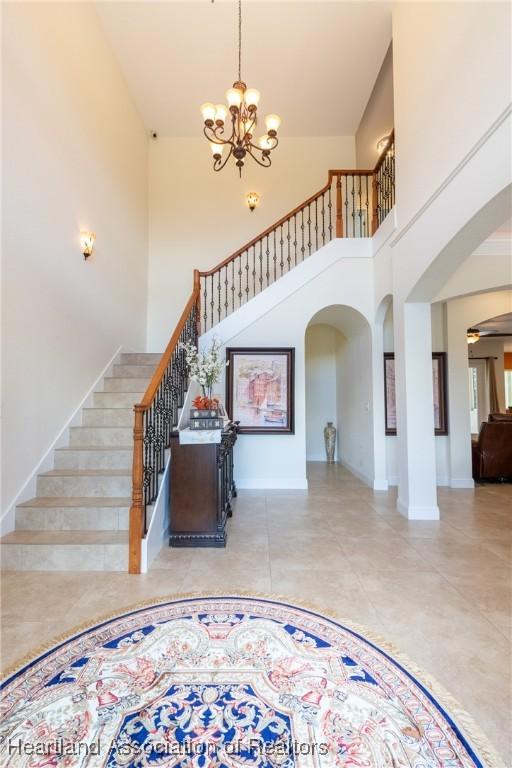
[197, 132, 394, 333]
[128, 132, 394, 573]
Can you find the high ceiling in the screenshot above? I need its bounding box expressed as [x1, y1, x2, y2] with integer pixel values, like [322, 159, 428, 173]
[96, 1, 392, 137]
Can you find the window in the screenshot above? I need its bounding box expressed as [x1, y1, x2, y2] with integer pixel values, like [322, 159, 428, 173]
[505, 370, 512, 409]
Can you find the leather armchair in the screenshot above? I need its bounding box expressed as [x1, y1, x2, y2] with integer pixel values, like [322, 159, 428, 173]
[472, 421, 512, 481]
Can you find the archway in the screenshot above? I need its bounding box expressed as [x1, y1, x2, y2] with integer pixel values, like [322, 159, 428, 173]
[305, 305, 375, 487]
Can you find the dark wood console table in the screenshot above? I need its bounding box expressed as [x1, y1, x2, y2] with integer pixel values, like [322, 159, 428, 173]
[169, 423, 238, 547]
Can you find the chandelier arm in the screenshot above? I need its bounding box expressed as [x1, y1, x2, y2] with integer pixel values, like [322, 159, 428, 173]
[246, 149, 272, 169]
[203, 125, 234, 146]
[247, 136, 279, 153]
[213, 145, 234, 173]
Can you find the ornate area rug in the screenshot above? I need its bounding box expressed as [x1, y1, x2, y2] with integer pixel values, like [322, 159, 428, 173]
[1, 595, 502, 768]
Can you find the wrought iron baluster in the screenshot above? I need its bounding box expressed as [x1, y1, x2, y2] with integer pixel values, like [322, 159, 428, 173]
[210, 274, 214, 330]
[293, 214, 298, 265]
[358, 175, 362, 238]
[224, 266, 229, 319]
[217, 270, 221, 323]
[279, 225, 284, 275]
[321, 192, 326, 245]
[365, 175, 369, 236]
[315, 197, 319, 251]
[344, 176, 349, 239]
[301, 208, 305, 261]
[351, 175, 355, 238]
[238, 255, 243, 309]
[252, 244, 256, 297]
[273, 228, 277, 281]
[266, 234, 270, 285]
[245, 249, 249, 302]
[231, 260, 235, 312]
[287, 218, 291, 271]
[328, 186, 333, 241]
[307, 204, 312, 256]
[203, 278, 207, 334]
[259, 239, 263, 291]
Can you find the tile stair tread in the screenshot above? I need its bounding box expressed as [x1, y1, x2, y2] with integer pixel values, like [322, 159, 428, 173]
[1, 530, 128, 545]
[39, 469, 131, 477]
[17, 497, 131, 508]
[83, 406, 135, 410]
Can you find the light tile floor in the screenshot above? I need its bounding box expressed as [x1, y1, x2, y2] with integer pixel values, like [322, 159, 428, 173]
[1, 464, 511, 760]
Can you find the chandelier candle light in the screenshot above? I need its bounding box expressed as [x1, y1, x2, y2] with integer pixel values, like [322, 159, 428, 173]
[201, 0, 281, 176]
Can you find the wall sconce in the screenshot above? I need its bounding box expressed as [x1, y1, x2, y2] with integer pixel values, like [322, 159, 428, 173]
[376, 135, 391, 154]
[467, 328, 480, 344]
[246, 192, 260, 212]
[80, 231, 95, 260]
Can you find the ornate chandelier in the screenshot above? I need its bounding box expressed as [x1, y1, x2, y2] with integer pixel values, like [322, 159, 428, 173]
[200, 0, 281, 176]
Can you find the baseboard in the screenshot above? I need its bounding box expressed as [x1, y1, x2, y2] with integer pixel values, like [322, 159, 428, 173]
[235, 477, 309, 490]
[339, 459, 372, 488]
[450, 478, 475, 489]
[397, 497, 440, 521]
[372, 477, 389, 491]
[306, 453, 336, 462]
[0, 345, 124, 537]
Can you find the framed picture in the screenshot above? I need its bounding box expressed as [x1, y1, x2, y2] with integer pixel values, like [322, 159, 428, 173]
[226, 347, 295, 434]
[384, 352, 448, 436]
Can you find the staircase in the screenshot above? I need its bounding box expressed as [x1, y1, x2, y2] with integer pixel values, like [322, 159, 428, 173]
[0, 353, 160, 571]
[1, 141, 396, 574]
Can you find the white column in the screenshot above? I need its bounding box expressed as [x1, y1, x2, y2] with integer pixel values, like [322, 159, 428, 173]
[371, 323, 389, 490]
[394, 300, 439, 519]
[447, 304, 475, 487]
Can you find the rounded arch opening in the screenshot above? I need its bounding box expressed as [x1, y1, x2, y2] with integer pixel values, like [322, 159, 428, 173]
[305, 305, 374, 485]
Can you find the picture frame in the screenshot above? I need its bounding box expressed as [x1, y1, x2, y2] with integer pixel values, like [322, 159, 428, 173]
[384, 352, 448, 436]
[226, 347, 295, 434]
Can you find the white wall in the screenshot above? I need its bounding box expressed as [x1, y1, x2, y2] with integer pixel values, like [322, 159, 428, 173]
[305, 325, 339, 461]
[355, 43, 394, 169]
[336, 325, 374, 485]
[203, 240, 374, 490]
[147, 136, 355, 350]
[1, 4, 148, 517]
[392, 1, 511, 229]
[384, 302, 450, 485]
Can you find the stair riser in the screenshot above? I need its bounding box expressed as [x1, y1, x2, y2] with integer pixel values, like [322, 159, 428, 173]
[54, 449, 132, 470]
[37, 475, 131, 498]
[92, 392, 142, 408]
[70, 427, 133, 447]
[1, 544, 128, 571]
[15, 507, 129, 531]
[120, 353, 161, 365]
[82, 408, 134, 427]
[113, 364, 157, 378]
[103, 378, 150, 392]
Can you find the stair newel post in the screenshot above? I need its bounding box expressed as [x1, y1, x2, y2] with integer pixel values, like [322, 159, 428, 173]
[371, 172, 379, 235]
[129, 404, 145, 574]
[193, 269, 201, 340]
[335, 174, 344, 238]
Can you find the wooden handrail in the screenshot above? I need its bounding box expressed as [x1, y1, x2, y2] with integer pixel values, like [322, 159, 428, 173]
[198, 181, 332, 277]
[139, 287, 200, 409]
[198, 137, 394, 280]
[129, 281, 200, 573]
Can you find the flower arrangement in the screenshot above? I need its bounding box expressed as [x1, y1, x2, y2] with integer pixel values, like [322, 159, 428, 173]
[180, 336, 227, 409]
